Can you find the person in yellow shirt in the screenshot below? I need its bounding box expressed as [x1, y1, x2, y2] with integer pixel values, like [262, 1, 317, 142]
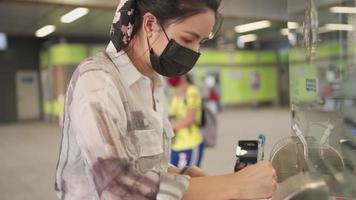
[168, 75, 204, 168]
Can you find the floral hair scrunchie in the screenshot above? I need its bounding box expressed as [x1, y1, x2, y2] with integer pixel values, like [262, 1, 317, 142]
[110, 0, 137, 52]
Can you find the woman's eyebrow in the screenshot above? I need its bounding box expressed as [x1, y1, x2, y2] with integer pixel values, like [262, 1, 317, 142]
[184, 31, 209, 40]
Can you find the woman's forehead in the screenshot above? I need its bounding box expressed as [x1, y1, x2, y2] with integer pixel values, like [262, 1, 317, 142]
[168, 11, 216, 37]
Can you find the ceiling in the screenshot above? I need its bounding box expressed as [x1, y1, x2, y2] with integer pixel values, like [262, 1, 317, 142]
[6, 0, 289, 19]
[0, 2, 114, 38]
[1, 0, 351, 46]
[0, 0, 290, 42]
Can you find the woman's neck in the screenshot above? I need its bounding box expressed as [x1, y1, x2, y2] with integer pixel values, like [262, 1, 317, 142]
[125, 37, 156, 81]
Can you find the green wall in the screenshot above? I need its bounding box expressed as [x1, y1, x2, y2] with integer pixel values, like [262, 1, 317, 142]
[44, 45, 280, 106]
[194, 66, 278, 105]
[195, 50, 279, 105]
[220, 67, 278, 104]
[50, 44, 88, 65]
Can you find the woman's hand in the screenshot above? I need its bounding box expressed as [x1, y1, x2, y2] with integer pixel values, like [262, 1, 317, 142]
[229, 160, 278, 199]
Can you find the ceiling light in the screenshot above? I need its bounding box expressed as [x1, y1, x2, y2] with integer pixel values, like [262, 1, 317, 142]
[35, 25, 56, 37]
[288, 22, 299, 29]
[324, 23, 354, 31]
[318, 27, 332, 34]
[330, 6, 356, 14]
[238, 34, 258, 43]
[61, 7, 89, 23]
[280, 28, 289, 36]
[318, 24, 355, 34]
[234, 20, 272, 33]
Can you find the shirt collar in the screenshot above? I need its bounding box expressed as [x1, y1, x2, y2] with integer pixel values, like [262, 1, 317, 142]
[105, 42, 163, 87]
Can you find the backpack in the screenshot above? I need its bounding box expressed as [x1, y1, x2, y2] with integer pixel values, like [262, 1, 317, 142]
[200, 102, 218, 148]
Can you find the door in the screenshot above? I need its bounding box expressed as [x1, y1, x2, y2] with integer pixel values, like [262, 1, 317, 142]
[16, 70, 40, 120]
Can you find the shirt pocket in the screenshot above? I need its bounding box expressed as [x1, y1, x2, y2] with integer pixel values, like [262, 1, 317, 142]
[132, 129, 165, 173]
[133, 129, 164, 157]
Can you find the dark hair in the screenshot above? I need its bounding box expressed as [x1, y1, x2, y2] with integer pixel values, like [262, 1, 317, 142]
[131, 0, 221, 39]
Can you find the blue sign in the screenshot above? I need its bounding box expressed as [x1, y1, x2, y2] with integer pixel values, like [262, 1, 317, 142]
[21, 76, 33, 84]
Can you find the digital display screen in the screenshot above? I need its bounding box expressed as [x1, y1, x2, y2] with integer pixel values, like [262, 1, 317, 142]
[238, 140, 258, 150]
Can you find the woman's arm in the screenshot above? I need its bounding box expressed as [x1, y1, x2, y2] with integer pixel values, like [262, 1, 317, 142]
[169, 161, 277, 200]
[171, 108, 196, 130]
[183, 161, 278, 200]
[168, 165, 208, 177]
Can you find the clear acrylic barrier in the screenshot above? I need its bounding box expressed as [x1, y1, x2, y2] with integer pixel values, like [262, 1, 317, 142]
[271, 0, 356, 199]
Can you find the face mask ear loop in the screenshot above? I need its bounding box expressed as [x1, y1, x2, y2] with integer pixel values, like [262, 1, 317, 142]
[160, 23, 170, 41]
[147, 36, 153, 54]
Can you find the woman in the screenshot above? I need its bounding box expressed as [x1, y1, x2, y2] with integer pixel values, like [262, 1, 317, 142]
[55, 0, 278, 199]
[168, 75, 205, 168]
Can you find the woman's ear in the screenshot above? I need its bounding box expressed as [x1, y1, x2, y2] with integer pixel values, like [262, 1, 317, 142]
[142, 12, 159, 39]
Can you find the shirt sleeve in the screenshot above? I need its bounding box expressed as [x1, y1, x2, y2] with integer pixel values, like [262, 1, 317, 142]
[70, 70, 190, 200]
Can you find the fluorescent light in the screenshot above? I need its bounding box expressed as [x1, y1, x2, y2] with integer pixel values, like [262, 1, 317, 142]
[35, 25, 56, 37]
[288, 22, 299, 29]
[280, 28, 289, 36]
[318, 27, 333, 34]
[318, 24, 355, 34]
[234, 20, 272, 33]
[330, 6, 356, 14]
[238, 34, 258, 43]
[61, 7, 89, 23]
[324, 23, 354, 31]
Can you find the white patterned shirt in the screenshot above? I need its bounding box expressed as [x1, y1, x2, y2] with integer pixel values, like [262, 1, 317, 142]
[55, 42, 190, 200]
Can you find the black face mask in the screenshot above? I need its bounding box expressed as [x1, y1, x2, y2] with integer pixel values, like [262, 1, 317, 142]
[147, 26, 201, 77]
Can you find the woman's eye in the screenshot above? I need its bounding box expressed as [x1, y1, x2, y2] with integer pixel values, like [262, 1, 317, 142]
[182, 38, 193, 44]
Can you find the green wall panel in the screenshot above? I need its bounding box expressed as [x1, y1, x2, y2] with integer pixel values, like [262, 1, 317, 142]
[198, 50, 277, 65]
[279, 49, 289, 64]
[198, 51, 231, 64]
[50, 44, 88, 65]
[194, 49, 278, 105]
[234, 51, 257, 64]
[89, 46, 106, 57]
[259, 51, 277, 63]
[220, 67, 278, 104]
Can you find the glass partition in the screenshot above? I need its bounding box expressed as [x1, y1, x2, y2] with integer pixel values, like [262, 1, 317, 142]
[273, 0, 356, 198]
